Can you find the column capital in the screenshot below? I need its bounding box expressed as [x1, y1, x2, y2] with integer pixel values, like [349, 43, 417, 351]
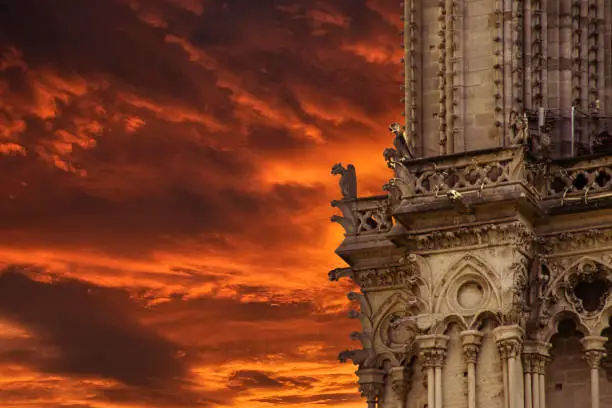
[389, 366, 412, 400]
[580, 336, 607, 370]
[494, 325, 524, 359]
[416, 334, 449, 368]
[356, 368, 386, 403]
[522, 342, 549, 374]
[461, 330, 484, 364]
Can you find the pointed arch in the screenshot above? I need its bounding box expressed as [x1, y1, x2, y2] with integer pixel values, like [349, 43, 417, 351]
[544, 256, 612, 299]
[541, 310, 590, 343]
[431, 313, 468, 335]
[372, 291, 422, 328]
[375, 351, 400, 368]
[433, 253, 501, 315]
[470, 309, 502, 331]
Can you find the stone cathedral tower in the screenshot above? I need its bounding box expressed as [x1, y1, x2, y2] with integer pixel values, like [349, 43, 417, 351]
[329, 2, 612, 408]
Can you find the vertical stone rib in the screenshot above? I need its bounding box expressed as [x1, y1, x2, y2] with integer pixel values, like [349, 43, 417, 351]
[402, 0, 417, 156]
[541, 0, 548, 109]
[560, 0, 571, 153]
[524, 0, 532, 110]
[570, 1, 582, 105]
[587, 0, 600, 109]
[455, 0, 466, 152]
[570, 0, 583, 149]
[503, 0, 513, 145]
[602, 0, 610, 116]
[438, 0, 448, 154]
[531, 0, 544, 108]
[445, 0, 456, 153]
[493, 0, 504, 143]
[409, 0, 420, 156]
[512, 0, 525, 115]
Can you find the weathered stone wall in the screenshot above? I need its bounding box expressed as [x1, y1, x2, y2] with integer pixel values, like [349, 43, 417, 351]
[443, 325, 467, 408]
[475, 321, 503, 408]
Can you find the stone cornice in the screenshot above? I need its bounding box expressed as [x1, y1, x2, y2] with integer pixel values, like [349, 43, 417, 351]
[538, 227, 612, 256]
[405, 221, 535, 254]
[329, 256, 421, 292]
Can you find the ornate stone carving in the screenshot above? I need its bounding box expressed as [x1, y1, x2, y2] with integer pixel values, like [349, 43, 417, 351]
[417, 335, 449, 368]
[356, 368, 386, 404]
[531, 354, 550, 375]
[328, 267, 353, 282]
[547, 157, 612, 200]
[509, 111, 529, 146]
[522, 353, 535, 373]
[380, 311, 418, 355]
[494, 325, 524, 360]
[584, 350, 606, 370]
[339, 348, 376, 367]
[389, 365, 413, 400]
[537, 228, 612, 256]
[354, 263, 420, 291]
[389, 122, 413, 159]
[331, 163, 357, 200]
[331, 196, 393, 236]
[504, 257, 530, 325]
[558, 259, 612, 318]
[580, 336, 608, 370]
[496, 339, 523, 359]
[461, 331, 483, 364]
[410, 221, 533, 253]
[420, 348, 447, 368]
[359, 382, 384, 404]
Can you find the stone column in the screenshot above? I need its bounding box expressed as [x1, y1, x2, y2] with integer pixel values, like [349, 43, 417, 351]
[461, 330, 484, 408]
[523, 341, 551, 408]
[580, 336, 608, 408]
[390, 366, 412, 408]
[522, 351, 534, 408]
[494, 325, 524, 408]
[417, 334, 449, 408]
[357, 368, 386, 408]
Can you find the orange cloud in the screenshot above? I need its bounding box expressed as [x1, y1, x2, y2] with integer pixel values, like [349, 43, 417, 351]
[0, 0, 401, 406]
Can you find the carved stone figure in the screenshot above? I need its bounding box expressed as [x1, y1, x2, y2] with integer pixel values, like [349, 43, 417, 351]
[509, 111, 529, 145]
[331, 163, 357, 200]
[386, 158, 416, 198]
[389, 122, 413, 159]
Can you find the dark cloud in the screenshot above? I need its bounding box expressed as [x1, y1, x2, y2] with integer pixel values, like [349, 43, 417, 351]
[227, 370, 318, 392]
[0, 267, 188, 388]
[255, 392, 360, 405]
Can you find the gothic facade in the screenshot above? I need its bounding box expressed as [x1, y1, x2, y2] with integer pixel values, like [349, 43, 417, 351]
[329, 2, 612, 408]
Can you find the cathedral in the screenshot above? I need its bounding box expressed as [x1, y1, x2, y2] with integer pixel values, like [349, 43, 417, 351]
[329, 1, 612, 408]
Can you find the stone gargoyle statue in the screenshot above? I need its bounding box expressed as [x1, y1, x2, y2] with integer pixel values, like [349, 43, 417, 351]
[383, 148, 416, 198]
[389, 122, 413, 159]
[330, 163, 358, 235]
[331, 162, 357, 200]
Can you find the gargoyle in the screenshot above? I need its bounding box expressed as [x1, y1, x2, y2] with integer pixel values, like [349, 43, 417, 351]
[331, 214, 356, 235]
[331, 163, 357, 200]
[509, 111, 529, 146]
[338, 348, 375, 367]
[328, 267, 353, 282]
[389, 122, 413, 159]
[387, 159, 416, 198]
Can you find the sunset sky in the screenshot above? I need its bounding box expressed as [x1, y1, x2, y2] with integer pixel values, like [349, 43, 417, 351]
[0, 1, 402, 406]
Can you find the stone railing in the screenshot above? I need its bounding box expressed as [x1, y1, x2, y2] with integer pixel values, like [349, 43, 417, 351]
[389, 147, 533, 198]
[331, 195, 393, 236]
[545, 155, 612, 201]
